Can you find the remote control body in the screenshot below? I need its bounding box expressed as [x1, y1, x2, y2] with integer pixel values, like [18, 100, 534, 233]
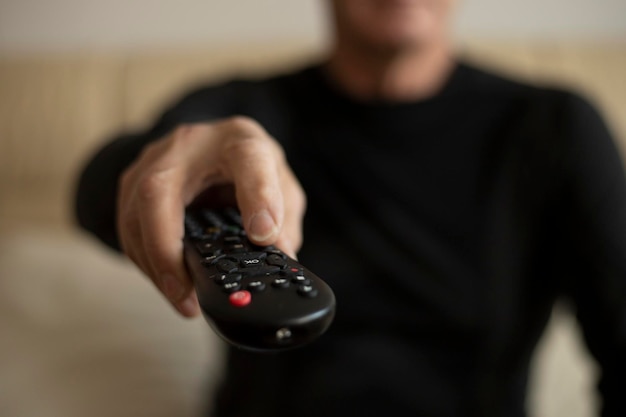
[183, 207, 335, 351]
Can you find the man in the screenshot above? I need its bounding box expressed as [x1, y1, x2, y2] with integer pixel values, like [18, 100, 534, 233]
[76, 1, 626, 416]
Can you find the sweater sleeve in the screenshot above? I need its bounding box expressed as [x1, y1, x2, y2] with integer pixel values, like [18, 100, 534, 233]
[74, 81, 243, 251]
[558, 93, 626, 416]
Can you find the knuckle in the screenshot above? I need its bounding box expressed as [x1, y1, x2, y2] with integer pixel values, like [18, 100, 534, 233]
[159, 127, 190, 154]
[138, 138, 163, 160]
[147, 123, 207, 159]
[216, 117, 288, 167]
[255, 183, 279, 203]
[294, 186, 307, 214]
[233, 145, 283, 171]
[223, 134, 271, 163]
[133, 122, 211, 173]
[220, 117, 272, 152]
[168, 123, 206, 148]
[136, 170, 172, 202]
[223, 115, 264, 135]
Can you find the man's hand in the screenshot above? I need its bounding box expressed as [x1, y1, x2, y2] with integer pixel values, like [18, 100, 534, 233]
[117, 117, 306, 317]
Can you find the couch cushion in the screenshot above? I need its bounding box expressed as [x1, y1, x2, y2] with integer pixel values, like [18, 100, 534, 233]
[0, 226, 224, 417]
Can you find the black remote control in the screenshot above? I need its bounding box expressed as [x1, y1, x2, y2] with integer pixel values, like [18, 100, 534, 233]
[183, 207, 336, 351]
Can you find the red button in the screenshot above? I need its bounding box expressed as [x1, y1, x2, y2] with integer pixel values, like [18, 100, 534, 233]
[229, 290, 252, 307]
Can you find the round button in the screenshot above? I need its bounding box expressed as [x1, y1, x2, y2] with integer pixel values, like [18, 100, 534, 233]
[276, 327, 292, 341]
[291, 275, 310, 285]
[266, 254, 287, 267]
[214, 272, 242, 286]
[247, 281, 266, 292]
[297, 285, 318, 298]
[272, 278, 290, 289]
[216, 259, 238, 273]
[223, 281, 242, 293]
[229, 290, 252, 307]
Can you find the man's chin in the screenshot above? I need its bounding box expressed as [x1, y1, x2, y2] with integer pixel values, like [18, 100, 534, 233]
[360, 29, 442, 54]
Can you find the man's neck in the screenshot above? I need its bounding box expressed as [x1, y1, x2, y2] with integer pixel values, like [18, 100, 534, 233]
[325, 38, 455, 103]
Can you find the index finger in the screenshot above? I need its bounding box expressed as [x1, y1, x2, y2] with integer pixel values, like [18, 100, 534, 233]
[219, 135, 285, 246]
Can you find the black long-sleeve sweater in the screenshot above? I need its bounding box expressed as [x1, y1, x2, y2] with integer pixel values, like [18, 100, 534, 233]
[75, 61, 626, 417]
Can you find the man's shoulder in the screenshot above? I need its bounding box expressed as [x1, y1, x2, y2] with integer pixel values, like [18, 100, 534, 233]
[455, 60, 599, 121]
[456, 61, 564, 99]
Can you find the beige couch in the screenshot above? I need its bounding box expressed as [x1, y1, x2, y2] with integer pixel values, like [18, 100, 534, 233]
[1, 40, 625, 417]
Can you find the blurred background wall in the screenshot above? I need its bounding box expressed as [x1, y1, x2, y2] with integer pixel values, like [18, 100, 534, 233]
[1, 0, 625, 54]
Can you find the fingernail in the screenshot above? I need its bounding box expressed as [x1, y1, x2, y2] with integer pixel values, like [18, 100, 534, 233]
[248, 209, 278, 242]
[162, 274, 185, 300]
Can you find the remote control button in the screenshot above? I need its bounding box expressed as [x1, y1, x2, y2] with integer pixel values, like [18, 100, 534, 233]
[242, 265, 281, 277]
[223, 281, 242, 293]
[291, 275, 310, 285]
[194, 241, 222, 257]
[223, 235, 241, 244]
[213, 272, 242, 286]
[229, 290, 251, 307]
[212, 273, 227, 284]
[201, 254, 224, 266]
[276, 327, 292, 341]
[240, 258, 262, 267]
[224, 243, 246, 253]
[280, 268, 305, 278]
[216, 259, 238, 273]
[297, 285, 318, 298]
[239, 252, 268, 268]
[246, 281, 266, 292]
[228, 251, 265, 260]
[205, 226, 221, 235]
[266, 254, 287, 268]
[223, 225, 241, 235]
[222, 273, 242, 285]
[272, 278, 290, 289]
